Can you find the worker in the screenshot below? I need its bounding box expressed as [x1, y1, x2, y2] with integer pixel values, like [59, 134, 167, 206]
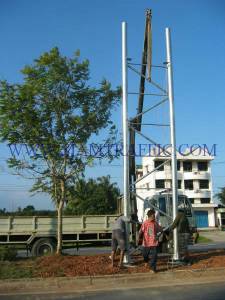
[155, 209, 161, 225]
[169, 206, 191, 264]
[138, 208, 162, 273]
[110, 214, 130, 268]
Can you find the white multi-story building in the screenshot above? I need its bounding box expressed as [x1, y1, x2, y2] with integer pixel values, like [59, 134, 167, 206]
[136, 148, 217, 228]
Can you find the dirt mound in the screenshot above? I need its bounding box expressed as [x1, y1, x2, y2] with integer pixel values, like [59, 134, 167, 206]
[2, 250, 225, 279]
[32, 249, 225, 278]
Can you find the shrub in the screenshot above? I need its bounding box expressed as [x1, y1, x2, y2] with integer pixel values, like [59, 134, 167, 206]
[0, 246, 17, 261]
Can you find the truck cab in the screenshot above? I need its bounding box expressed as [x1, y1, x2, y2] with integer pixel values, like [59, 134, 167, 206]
[135, 193, 197, 252]
[142, 193, 196, 232]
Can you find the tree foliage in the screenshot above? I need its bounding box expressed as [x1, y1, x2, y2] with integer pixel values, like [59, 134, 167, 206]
[216, 187, 225, 206]
[0, 47, 120, 253]
[64, 176, 120, 215]
[0, 206, 56, 216]
[22, 205, 35, 215]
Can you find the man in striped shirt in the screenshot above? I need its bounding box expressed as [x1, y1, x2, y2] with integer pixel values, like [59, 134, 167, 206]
[138, 208, 162, 273]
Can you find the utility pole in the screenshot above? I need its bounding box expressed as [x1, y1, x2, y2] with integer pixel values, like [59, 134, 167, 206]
[166, 27, 179, 261]
[122, 21, 130, 264]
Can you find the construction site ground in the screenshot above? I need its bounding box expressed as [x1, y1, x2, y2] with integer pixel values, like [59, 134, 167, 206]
[1, 249, 225, 295]
[7, 249, 225, 277]
[1, 230, 225, 295]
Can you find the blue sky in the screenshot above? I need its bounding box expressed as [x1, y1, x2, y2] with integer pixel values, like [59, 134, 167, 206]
[0, 0, 225, 210]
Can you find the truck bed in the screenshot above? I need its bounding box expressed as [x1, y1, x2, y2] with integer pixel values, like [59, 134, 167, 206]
[0, 215, 118, 244]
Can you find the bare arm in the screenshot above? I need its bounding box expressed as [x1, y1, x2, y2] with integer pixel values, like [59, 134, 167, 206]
[170, 213, 181, 230]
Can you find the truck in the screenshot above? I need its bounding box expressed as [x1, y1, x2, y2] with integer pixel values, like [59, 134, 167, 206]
[0, 193, 196, 256]
[0, 214, 117, 256]
[134, 192, 197, 252]
[141, 193, 196, 231]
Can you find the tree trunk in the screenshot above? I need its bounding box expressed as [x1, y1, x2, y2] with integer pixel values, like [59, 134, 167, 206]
[56, 200, 64, 254]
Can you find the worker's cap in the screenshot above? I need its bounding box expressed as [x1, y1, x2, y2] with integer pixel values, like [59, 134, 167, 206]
[147, 208, 155, 217]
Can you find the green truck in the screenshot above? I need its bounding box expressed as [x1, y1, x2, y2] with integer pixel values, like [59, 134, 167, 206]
[0, 215, 117, 256]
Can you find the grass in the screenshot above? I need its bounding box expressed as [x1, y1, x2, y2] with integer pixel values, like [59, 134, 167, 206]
[0, 261, 34, 279]
[196, 235, 213, 244]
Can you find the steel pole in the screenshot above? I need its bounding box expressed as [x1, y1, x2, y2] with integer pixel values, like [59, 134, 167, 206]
[165, 28, 179, 261]
[122, 22, 130, 263]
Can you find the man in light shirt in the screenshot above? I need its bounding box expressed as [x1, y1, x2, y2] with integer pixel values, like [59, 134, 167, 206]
[110, 214, 131, 268]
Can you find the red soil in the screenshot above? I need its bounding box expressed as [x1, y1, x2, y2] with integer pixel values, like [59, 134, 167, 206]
[32, 249, 225, 278]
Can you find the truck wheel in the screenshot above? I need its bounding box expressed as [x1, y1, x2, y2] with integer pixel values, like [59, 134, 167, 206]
[31, 238, 56, 257]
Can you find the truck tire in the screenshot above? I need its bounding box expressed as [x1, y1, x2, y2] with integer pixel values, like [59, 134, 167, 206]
[31, 238, 56, 257]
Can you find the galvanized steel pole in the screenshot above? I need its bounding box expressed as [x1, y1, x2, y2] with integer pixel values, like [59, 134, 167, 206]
[122, 22, 130, 263]
[165, 27, 179, 261]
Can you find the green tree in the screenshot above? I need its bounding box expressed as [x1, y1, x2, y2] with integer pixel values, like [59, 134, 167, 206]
[0, 48, 120, 254]
[216, 187, 225, 206]
[65, 176, 120, 215]
[22, 205, 36, 215]
[0, 208, 6, 215]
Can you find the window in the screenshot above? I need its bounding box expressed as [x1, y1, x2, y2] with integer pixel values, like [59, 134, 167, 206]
[146, 183, 150, 191]
[221, 212, 225, 226]
[158, 197, 166, 216]
[155, 180, 165, 189]
[198, 162, 208, 171]
[167, 161, 180, 170]
[154, 160, 164, 171]
[199, 180, 209, 189]
[168, 180, 181, 189]
[177, 180, 182, 189]
[189, 198, 194, 204]
[184, 180, 193, 190]
[183, 161, 192, 172]
[201, 198, 210, 204]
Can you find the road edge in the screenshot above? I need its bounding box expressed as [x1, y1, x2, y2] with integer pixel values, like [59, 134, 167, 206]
[1, 267, 225, 295]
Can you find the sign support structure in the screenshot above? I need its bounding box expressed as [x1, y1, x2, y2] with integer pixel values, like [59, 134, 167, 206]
[122, 21, 130, 264]
[121, 10, 180, 263]
[166, 27, 179, 261]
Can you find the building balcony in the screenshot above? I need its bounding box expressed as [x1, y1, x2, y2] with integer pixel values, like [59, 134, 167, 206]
[154, 171, 183, 180]
[183, 171, 211, 180]
[154, 172, 170, 180]
[192, 203, 217, 208]
[183, 190, 211, 198]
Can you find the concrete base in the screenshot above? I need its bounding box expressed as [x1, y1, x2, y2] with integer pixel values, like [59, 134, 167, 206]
[1, 268, 225, 296]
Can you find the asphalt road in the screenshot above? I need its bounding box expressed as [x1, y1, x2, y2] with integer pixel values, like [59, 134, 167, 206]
[199, 230, 225, 243]
[16, 230, 225, 258]
[189, 241, 225, 252]
[17, 246, 112, 258]
[1, 282, 225, 300]
[17, 241, 225, 258]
